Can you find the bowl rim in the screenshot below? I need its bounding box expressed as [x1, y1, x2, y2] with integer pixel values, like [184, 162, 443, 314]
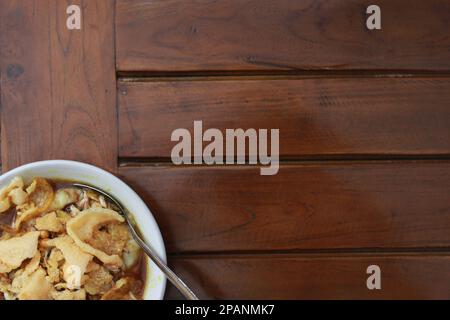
[0, 159, 167, 300]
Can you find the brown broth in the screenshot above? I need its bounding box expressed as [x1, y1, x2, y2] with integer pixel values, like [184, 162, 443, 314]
[0, 207, 15, 226]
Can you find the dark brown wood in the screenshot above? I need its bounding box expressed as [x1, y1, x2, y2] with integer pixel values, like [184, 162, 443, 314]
[0, 0, 117, 172]
[116, 0, 450, 72]
[119, 78, 450, 158]
[119, 162, 450, 253]
[165, 254, 450, 299]
[2, 0, 449, 300]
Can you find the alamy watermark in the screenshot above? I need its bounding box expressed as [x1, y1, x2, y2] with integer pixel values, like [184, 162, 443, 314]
[66, 5, 81, 30]
[171, 121, 279, 175]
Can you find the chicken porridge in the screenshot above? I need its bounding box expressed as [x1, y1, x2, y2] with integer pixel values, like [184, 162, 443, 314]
[0, 177, 145, 300]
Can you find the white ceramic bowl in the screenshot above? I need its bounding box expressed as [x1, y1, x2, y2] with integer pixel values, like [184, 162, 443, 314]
[0, 160, 166, 300]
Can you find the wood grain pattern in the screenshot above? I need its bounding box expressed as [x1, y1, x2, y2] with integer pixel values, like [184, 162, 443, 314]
[119, 78, 450, 158]
[116, 0, 450, 72]
[2, 0, 449, 300]
[0, 0, 117, 172]
[119, 163, 450, 253]
[165, 254, 450, 299]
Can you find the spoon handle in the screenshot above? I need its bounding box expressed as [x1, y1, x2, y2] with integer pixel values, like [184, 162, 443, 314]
[126, 220, 199, 300]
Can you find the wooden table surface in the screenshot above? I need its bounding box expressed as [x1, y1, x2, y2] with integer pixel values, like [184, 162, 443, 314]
[1, 0, 449, 299]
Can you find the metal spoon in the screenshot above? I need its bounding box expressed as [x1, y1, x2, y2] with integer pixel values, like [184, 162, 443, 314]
[72, 183, 199, 300]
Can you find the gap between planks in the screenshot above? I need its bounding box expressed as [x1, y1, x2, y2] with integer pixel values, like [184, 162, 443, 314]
[117, 70, 450, 82]
[118, 156, 450, 168]
[167, 248, 450, 260]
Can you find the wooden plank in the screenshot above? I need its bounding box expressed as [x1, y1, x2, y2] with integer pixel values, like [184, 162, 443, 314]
[118, 78, 450, 158]
[165, 254, 450, 299]
[0, 0, 117, 172]
[119, 163, 450, 253]
[116, 0, 450, 72]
